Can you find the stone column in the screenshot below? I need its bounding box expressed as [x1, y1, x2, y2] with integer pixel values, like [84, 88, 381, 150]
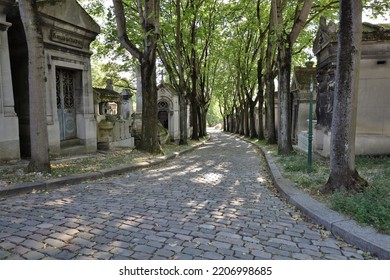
[0, 0, 20, 161]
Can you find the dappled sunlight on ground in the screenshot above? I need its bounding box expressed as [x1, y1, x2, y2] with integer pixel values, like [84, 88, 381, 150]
[0, 131, 368, 260]
[190, 172, 224, 186]
[256, 176, 267, 183]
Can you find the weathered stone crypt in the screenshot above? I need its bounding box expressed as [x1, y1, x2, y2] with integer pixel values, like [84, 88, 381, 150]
[7, 0, 100, 158]
[313, 18, 390, 156]
[0, 0, 18, 161]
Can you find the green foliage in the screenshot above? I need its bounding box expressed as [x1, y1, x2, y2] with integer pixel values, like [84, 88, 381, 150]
[206, 99, 223, 127]
[91, 61, 135, 91]
[268, 145, 390, 234]
[276, 150, 329, 194]
[331, 186, 390, 234]
[78, 0, 137, 90]
[363, 0, 390, 19]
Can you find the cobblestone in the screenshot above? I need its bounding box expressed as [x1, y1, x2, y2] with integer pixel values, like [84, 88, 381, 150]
[0, 131, 368, 260]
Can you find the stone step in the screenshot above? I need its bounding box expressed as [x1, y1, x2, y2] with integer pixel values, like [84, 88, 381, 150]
[60, 141, 86, 157]
[60, 139, 82, 149]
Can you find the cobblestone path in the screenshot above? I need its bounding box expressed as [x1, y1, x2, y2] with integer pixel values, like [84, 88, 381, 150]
[0, 131, 366, 260]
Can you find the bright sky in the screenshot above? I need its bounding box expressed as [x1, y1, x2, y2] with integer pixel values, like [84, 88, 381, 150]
[363, 10, 389, 23]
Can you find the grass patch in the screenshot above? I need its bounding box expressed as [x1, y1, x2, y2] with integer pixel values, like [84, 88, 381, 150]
[330, 186, 390, 233]
[248, 138, 390, 234]
[270, 148, 329, 197]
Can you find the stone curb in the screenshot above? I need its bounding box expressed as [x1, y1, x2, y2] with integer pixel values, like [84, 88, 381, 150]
[239, 135, 390, 260]
[0, 140, 208, 198]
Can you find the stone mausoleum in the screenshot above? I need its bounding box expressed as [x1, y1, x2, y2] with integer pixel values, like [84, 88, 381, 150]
[0, 0, 18, 161]
[157, 83, 181, 141]
[313, 17, 390, 156]
[133, 66, 191, 144]
[5, 0, 100, 158]
[94, 79, 134, 150]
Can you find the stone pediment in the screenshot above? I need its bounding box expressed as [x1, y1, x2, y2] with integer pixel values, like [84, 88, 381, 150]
[292, 67, 316, 89]
[313, 17, 337, 55]
[35, 0, 100, 53]
[362, 22, 390, 41]
[37, 0, 100, 35]
[158, 83, 178, 97]
[314, 17, 390, 55]
[291, 66, 316, 99]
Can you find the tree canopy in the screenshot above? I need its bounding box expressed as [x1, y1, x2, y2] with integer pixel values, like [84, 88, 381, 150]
[75, 0, 389, 191]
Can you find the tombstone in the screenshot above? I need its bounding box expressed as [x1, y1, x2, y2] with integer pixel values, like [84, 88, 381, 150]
[0, 0, 19, 161]
[313, 17, 390, 156]
[93, 80, 134, 150]
[7, 0, 100, 157]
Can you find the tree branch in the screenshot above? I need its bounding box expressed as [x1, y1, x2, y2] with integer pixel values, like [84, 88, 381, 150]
[112, 0, 142, 61]
[290, 0, 313, 44]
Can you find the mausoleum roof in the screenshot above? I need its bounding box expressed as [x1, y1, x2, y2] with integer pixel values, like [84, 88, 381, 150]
[314, 17, 390, 55]
[292, 66, 316, 92]
[157, 83, 178, 96]
[93, 88, 122, 103]
[37, 0, 100, 34]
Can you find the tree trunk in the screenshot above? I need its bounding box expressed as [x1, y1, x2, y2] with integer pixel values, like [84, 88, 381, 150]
[257, 95, 265, 140]
[197, 106, 203, 137]
[225, 115, 228, 132]
[178, 92, 188, 145]
[244, 101, 249, 137]
[235, 108, 241, 134]
[19, 0, 51, 173]
[271, 0, 313, 154]
[266, 75, 276, 144]
[139, 57, 161, 154]
[190, 97, 199, 140]
[113, 0, 161, 154]
[257, 59, 265, 140]
[322, 0, 368, 194]
[277, 45, 293, 154]
[239, 105, 245, 135]
[201, 107, 208, 137]
[176, 0, 187, 145]
[248, 100, 257, 138]
[265, 15, 276, 144]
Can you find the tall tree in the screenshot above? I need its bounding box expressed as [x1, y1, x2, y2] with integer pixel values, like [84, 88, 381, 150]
[112, 0, 162, 154]
[271, 0, 314, 155]
[264, 2, 278, 144]
[159, 0, 189, 145]
[321, 0, 368, 193]
[19, 0, 51, 173]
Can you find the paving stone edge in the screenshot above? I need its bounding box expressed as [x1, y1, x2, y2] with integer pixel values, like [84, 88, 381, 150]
[0, 139, 208, 198]
[239, 135, 390, 260]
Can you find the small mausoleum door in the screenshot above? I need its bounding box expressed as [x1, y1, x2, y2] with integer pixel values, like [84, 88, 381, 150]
[56, 68, 77, 140]
[158, 100, 169, 129]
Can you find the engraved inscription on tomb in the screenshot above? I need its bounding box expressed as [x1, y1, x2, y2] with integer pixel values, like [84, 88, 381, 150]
[50, 29, 83, 49]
